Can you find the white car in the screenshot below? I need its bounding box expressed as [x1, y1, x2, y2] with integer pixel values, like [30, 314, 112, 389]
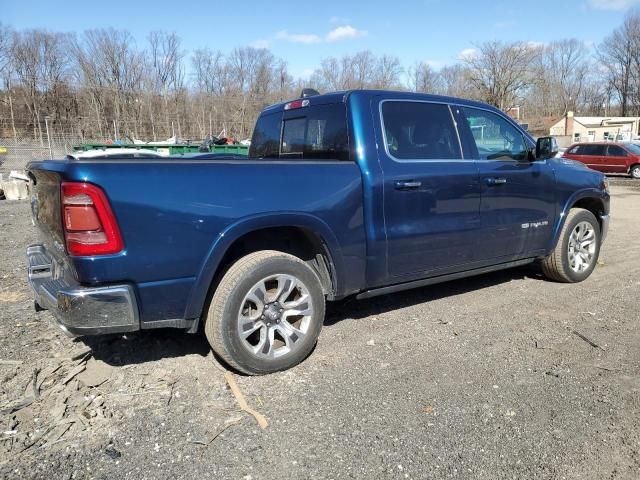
[66, 148, 168, 160]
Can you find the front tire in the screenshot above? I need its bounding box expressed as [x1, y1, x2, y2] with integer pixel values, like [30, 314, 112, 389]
[541, 208, 600, 283]
[630, 164, 640, 179]
[205, 250, 325, 375]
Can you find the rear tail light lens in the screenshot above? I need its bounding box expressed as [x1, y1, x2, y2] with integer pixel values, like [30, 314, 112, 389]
[61, 182, 123, 256]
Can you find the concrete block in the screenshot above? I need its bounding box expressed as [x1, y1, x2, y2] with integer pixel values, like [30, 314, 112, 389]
[1, 180, 29, 200]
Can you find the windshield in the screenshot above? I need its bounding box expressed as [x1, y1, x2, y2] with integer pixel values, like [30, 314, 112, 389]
[624, 143, 640, 155]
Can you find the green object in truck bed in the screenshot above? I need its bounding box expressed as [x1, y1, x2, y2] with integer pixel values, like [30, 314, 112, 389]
[73, 143, 248, 156]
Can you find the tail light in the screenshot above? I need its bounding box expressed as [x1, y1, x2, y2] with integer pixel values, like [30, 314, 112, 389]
[61, 182, 123, 256]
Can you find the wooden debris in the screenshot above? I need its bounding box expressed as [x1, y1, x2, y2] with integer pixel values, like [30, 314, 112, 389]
[572, 330, 605, 350]
[190, 418, 243, 446]
[61, 364, 86, 385]
[224, 372, 268, 429]
[0, 359, 23, 366]
[0, 396, 34, 416]
[31, 368, 40, 401]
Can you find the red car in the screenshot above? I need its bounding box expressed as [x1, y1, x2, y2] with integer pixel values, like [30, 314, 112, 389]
[563, 142, 640, 179]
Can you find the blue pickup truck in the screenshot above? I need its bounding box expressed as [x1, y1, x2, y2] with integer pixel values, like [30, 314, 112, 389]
[26, 90, 610, 374]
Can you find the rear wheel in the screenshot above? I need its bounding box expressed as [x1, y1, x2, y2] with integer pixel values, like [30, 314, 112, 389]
[541, 208, 600, 283]
[205, 250, 325, 375]
[630, 164, 640, 179]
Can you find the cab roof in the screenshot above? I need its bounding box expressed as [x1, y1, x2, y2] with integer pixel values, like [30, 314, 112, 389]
[261, 89, 503, 115]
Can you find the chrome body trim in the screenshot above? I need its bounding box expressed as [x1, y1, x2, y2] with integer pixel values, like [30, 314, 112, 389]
[600, 214, 610, 244]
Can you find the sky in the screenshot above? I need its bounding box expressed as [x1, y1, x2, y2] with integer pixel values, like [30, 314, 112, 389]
[4, 0, 640, 80]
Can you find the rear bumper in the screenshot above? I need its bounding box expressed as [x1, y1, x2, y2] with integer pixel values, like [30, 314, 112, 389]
[27, 244, 140, 336]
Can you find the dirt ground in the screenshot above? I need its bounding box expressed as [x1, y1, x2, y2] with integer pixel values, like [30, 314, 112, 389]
[0, 178, 638, 480]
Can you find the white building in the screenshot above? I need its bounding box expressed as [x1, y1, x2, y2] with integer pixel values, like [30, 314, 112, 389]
[549, 111, 640, 143]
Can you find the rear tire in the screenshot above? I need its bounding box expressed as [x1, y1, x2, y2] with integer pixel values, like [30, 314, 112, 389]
[541, 208, 600, 283]
[630, 164, 640, 179]
[205, 250, 325, 375]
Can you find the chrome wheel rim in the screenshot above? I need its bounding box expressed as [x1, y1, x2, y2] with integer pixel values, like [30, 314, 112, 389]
[237, 274, 313, 359]
[632, 167, 640, 178]
[568, 221, 596, 273]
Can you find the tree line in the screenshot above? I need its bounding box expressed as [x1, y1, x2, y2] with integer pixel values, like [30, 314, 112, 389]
[1, 10, 640, 143]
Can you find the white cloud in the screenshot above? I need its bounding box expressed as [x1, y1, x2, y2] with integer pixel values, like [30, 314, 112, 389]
[250, 39, 270, 49]
[458, 48, 477, 60]
[588, 0, 640, 10]
[326, 25, 367, 42]
[276, 30, 321, 44]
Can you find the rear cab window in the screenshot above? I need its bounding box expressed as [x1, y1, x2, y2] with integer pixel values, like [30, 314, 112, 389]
[249, 102, 350, 161]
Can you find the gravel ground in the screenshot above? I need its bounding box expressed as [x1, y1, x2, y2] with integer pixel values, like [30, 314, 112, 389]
[0, 177, 638, 480]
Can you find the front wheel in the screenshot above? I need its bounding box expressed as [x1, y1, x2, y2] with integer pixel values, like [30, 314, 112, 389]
[541, 208, 601, 283]
[205, 250, 325, 375]
[630, 164, 640, 179]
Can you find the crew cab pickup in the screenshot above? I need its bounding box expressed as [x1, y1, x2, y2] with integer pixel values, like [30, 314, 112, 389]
[26, 90, 610, 374]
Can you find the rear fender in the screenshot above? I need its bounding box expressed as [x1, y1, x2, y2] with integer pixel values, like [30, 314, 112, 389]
[183, 212, 344, 320]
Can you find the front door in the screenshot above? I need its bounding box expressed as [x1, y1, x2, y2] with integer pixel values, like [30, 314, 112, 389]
[375, 99, 481, 281]
[457, 106, 557, 260]
[604, 144, 631, 173]
[577, 144, 607, 172]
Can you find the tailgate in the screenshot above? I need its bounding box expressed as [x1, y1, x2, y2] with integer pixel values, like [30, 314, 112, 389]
[28, 166, 68, 265]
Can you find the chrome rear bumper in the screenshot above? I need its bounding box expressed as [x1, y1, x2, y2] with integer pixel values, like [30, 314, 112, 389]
[27, 244, 140, 336]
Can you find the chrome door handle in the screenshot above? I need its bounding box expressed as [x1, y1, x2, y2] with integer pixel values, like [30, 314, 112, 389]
[485, 177, 507, 186]
[394, 180, 422, 190]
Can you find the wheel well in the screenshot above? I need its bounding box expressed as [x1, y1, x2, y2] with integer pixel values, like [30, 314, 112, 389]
[214, 227, 335, 297]
[571, 197, 604, 230]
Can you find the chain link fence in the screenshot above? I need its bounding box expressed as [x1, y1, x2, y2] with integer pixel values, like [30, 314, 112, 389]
[0, 134, 111, 177]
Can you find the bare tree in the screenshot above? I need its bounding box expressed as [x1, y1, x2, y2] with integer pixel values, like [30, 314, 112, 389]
[372, 54, 402, 89]
[541, 39, 590, 115]
[464, 41, 539, 110]
[73, 29, 145, 138]
[11, 29, 71, 142]
[598, 10, 640, 116]
[439, 64, 475, 99]
[407, 61, 442, 93]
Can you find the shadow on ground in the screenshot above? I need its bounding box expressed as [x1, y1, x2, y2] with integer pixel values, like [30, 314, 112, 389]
[79, 265, 543, 366]
[80, 328, 211, 367]
[325, 265, 544, 325]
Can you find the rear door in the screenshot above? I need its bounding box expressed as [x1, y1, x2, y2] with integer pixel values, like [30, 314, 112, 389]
[375, 98, 481, 281]
[579, 144, 607, 171]
[458, 106, 556, 260]
[604, 144, 630, 173]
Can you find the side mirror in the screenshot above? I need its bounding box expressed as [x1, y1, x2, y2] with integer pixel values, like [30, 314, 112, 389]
[536, 136, 559, 160]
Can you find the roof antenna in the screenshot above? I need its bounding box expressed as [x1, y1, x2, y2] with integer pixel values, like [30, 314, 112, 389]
[300, 88, 320, 98]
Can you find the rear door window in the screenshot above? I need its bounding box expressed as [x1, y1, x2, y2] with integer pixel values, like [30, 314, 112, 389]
[380, 101, 461, 160]
[581, 144, 606, 156]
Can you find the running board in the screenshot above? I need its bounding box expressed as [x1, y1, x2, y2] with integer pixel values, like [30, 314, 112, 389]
[356, 258, 535, 300]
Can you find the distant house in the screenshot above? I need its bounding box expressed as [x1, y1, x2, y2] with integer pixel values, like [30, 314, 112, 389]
[550, 112, 640, 143]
